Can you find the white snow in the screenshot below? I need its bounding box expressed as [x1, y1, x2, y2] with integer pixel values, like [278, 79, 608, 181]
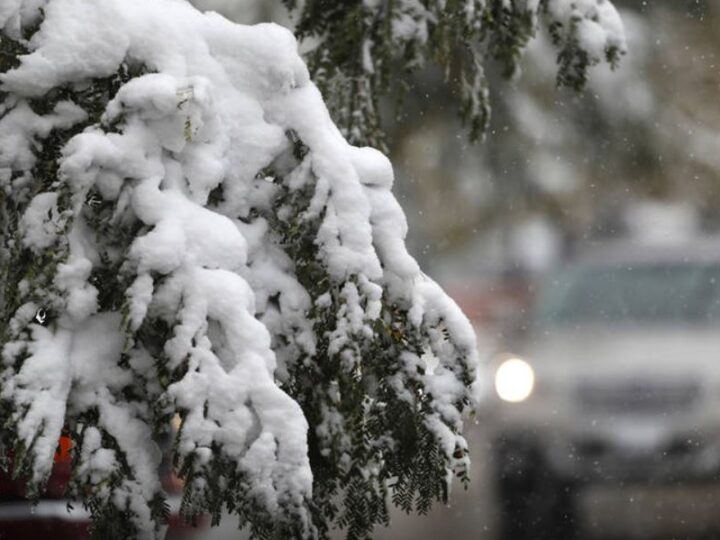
[0, 100, 86, 173]
[1, 0, 480, 535]
[0, 0, 47, 38]
[1, 325, 73, 484]
[19, 192, 61, 251]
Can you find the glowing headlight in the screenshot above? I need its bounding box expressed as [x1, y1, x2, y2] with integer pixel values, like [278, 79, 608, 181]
[495, 357, 535, 403]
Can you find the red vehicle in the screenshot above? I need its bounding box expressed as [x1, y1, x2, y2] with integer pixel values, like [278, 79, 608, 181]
[0, 435, 205, 539]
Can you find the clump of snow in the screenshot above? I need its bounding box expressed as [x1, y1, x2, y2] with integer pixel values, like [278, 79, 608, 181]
[1, 325, 73, 484]
[0, 0, 479, 536]
[546, 0, 626, 63]
[19, 192, 61, 251]
[0, 100, 86, 174]
[0, 0, 47, 38]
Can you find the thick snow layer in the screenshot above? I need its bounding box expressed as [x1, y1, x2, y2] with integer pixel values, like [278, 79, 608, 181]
[1, 0, 479, 536]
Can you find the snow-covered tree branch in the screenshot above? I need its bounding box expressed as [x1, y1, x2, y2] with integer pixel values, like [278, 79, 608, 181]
[0, 1, 479, 538]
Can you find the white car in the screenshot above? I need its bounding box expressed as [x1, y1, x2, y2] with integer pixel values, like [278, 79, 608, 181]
[485, 238, 720, 540]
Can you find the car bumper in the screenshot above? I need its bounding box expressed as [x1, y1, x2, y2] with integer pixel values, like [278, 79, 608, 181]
[493, 429, 720, 485]
[0, 500, 90, 540]
[550, 435, 720, 484]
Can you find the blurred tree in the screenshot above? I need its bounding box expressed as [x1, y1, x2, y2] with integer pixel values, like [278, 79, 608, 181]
[281, 0, 627, 151]
[390, 1, 720, 274]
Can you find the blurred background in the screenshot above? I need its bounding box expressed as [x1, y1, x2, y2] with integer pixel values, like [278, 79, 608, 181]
[198, 1, 720, 538]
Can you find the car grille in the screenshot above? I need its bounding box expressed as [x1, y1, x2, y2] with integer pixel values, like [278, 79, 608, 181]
[577, 380, 700, 415]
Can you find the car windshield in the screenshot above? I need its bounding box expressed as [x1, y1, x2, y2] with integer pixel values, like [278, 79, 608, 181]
[534, 262, 720, 325]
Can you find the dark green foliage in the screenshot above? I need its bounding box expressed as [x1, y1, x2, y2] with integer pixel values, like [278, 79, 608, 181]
[483, 0, 537, 79]
[0, 34, 28, 74]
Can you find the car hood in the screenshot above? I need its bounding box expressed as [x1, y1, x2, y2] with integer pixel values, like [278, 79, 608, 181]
[512, 324, 720, 384]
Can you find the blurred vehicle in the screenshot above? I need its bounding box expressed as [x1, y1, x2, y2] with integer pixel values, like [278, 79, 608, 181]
[0, 433, 205, 539]
[485, 238, 720, 540]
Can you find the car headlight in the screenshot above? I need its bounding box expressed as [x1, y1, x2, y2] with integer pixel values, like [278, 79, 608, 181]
[495, 357, 535, 403]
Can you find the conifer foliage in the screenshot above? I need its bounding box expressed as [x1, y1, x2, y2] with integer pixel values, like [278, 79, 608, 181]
[283, 0, 627, 149]
[0, 1, 480, 538]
